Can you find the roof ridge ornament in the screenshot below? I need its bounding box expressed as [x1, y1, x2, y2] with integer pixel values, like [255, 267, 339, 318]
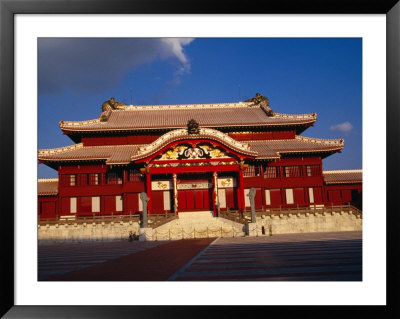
[246, 93, 275, 117]
[101, 97, 127, 112]
[187, 119, 200, 134]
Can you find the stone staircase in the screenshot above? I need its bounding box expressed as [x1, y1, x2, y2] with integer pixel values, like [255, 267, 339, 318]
[151, 211, 246, 240]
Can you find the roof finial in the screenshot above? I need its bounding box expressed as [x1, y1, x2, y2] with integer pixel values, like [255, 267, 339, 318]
[187, 119, 200, 135]
[101, 97, 127, 112]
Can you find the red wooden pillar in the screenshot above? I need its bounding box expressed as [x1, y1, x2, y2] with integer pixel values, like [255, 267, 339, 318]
[238, 169, 245, 213]
[212, 171, 218, 216]
[123, 169, 128, 183]
[173, 173, 178, 215]
[123, 169, 128, 215]
[322, 184, 329, 205]
[101, 195, 105, 216]
[146, 172, 152, 214]
[56, 191, 61, 220]
[236, 178, 241, 212]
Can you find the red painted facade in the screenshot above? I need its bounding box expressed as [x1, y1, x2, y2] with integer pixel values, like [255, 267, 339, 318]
[38, 101, 362, 219]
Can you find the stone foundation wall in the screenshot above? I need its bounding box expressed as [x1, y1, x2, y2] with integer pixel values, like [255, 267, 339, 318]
[38, 221, 140, 244]
[38, 211, 361, 243]
[251, 211, 362, 236]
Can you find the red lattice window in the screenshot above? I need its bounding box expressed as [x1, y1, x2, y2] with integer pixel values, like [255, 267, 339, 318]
[283, 166, 302, 177]
[129, 169, 142, 182]
[80, 174, 88, 186]
[88, 173, 100, 185]
[306, 165, 321, 176]
[243, 165, 261, 177]
[264, 166, 280, 178]
[61, 174, 76, 187]
[107, 171, 123, 185]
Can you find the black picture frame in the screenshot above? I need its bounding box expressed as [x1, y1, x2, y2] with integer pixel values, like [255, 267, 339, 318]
[1, 0, 399, 318]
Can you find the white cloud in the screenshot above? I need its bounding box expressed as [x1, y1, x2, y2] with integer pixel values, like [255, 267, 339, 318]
[160, 38, 194, 85]
[161, 38, 193, 70]
[330, 121, 354, 133]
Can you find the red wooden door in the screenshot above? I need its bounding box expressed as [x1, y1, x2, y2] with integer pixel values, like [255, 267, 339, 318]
[255, 188, 262, 209]
[313, 187, 323, 203]
[203, 188, 211, 209]
[152, 191, 164, 213]
[270, 189, 282, 206]
[126, 193, 139, 214]
[224, 188, 236, 210]
[178, 191, 186, 210]
[328, 190, 341, 204]
[79, 196, 92, 214]
[104, 196, 115, 214]
[186, 190, 195, 209]
[61, 197, 70, 214]
[178, 188, 213, 211]
[294, 188, 305, 205]
[41, 201, 56, 218]
[342, 190, 352, 204]
[195, 190, 203, 209]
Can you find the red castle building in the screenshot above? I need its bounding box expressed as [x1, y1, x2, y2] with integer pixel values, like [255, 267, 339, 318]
[38, 95, 362, 220]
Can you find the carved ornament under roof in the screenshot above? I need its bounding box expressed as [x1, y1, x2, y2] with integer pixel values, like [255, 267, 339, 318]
[156, 144, 230, 161]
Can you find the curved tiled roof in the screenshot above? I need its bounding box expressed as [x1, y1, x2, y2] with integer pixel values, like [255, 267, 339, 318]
[323, 170, 362, 184]
[38, 178, 58, 195]
[38, 129, 344, 165]
[248, 136, 344, 159]
[59, 102, 317, 133]
[38, 128, 258, 164]
[38, 143, 141, 165]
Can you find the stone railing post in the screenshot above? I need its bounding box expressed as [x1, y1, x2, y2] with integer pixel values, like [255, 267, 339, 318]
[140, 192, 150, 228]
[247, 187, 256, 223]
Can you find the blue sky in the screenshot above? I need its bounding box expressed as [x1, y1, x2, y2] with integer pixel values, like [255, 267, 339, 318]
[38, 38, 362, 178]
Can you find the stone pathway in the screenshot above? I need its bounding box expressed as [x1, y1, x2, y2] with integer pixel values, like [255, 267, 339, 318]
[44, 238, 215, 281]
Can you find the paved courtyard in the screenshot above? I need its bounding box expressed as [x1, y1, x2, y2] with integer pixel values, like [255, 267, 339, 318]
[168, 231, 362, 281]
[39, 231, 362, 281]
[38, 240, 168, 280]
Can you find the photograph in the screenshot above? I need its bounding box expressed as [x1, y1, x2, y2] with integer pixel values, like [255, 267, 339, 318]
[37, 37, 363, 282]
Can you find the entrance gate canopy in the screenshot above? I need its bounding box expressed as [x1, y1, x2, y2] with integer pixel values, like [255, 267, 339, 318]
[135, 128, 256, 214]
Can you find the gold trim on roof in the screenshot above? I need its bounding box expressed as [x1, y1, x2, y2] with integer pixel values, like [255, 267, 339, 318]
[38, 143, 84, 155]
[59, 101, 317, 132]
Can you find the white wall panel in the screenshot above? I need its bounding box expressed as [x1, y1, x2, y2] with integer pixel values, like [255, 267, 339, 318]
[116, 195, 123, 212]
[244, 189, 250, 207]
[92, 196, 100, 212]
[70, 197, 77, 213]
[308, 188, 314, 203]
[286, 189, 294, 204]
[218, 189, 226, 208]
[163, 191, 171, 211]
[265, 189, 271, 205]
